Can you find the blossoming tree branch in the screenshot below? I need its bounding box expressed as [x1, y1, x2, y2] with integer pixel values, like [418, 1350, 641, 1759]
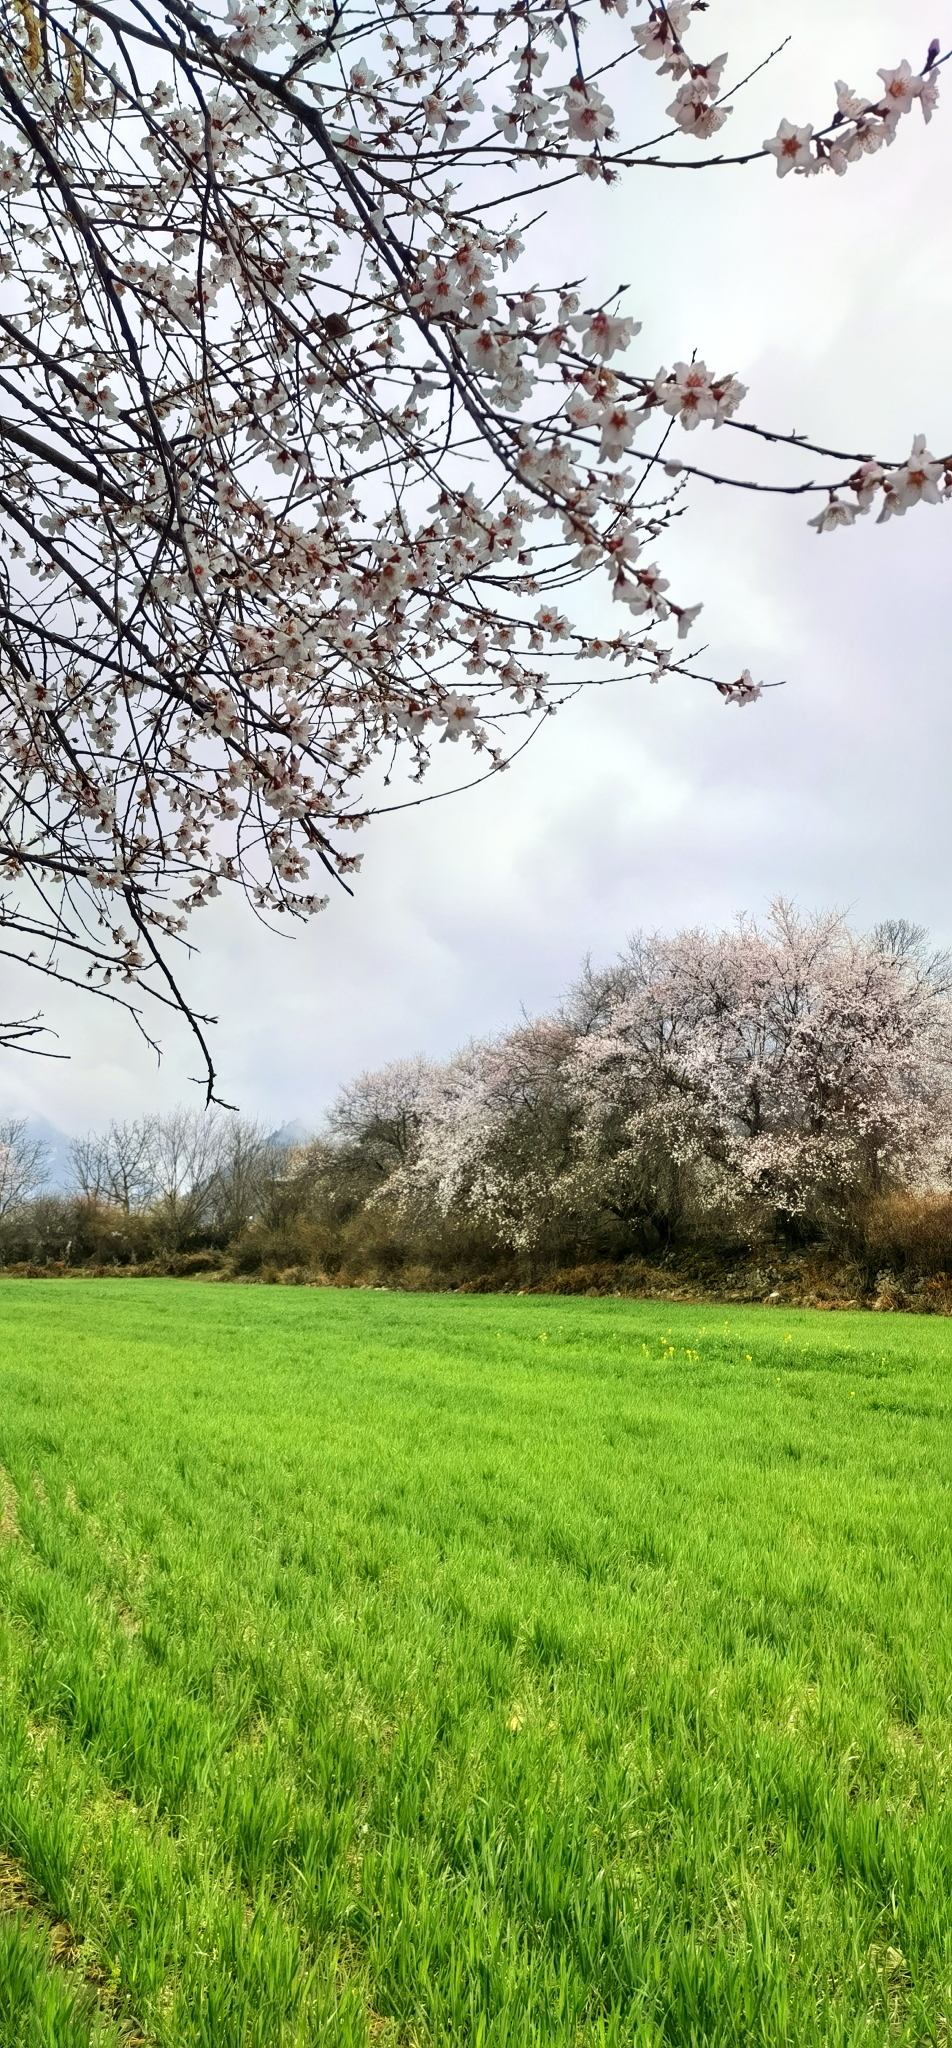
[0, 0, 946, 1091]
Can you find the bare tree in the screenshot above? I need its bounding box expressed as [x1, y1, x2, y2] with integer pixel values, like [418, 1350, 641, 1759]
[206, 1118, 288, 1238]
[0, 0, 947, 1089]
[69, 1116, 157, 1211]
[872, 920, 952, 998]
[145, 1109, 228, 1246]
[0, 1117, 48, 1215]
[328, 1056, 439, 1178]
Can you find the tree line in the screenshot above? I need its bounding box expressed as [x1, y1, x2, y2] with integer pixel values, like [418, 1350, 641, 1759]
[4, 904, 952, 1301]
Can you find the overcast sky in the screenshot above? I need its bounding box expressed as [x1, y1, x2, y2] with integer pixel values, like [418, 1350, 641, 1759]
[5, 0, 952, 1137]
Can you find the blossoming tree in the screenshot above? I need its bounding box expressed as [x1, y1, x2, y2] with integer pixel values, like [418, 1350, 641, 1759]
[0, 0, 947, 1089]
[356, 907, 952, 1256]
[565, 908, 952, 1236]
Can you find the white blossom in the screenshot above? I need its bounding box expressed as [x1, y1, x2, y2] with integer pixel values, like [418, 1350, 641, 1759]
[656, 362, 717, 429]
[716, 670, 763, 707]
[563, 84, 615, 146]
[920, 72, 941, 124]
[878, 435, 946, 519]
[808, 496, 858, 534]
[600, 406, 640, 462]
[877, 61, 923, 121]
[834, 82, 871, 121]
[667, 80, 731, 140]
[764, 119, 815, 176]
[674, 602, 703, 638]
[632, 5, 690, 69]
[572, 309, 641, 359]
[364, 906, 952, 1255]
[438, 693, 481, 740]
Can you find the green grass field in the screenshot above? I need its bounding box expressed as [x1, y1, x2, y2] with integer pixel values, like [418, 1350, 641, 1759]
[2, 1283, 952, 2045]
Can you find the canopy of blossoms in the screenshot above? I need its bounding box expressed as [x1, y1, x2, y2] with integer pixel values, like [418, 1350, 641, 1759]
[0, 0, 947, 1088]
[353, 907, 952, 1253]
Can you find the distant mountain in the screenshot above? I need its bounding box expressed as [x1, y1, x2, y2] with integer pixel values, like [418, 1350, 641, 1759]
[271, 1119, 313, 1150]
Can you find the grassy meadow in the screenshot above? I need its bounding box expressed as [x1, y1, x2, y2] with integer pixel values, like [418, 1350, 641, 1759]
[2, 1282, 952, 2043]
